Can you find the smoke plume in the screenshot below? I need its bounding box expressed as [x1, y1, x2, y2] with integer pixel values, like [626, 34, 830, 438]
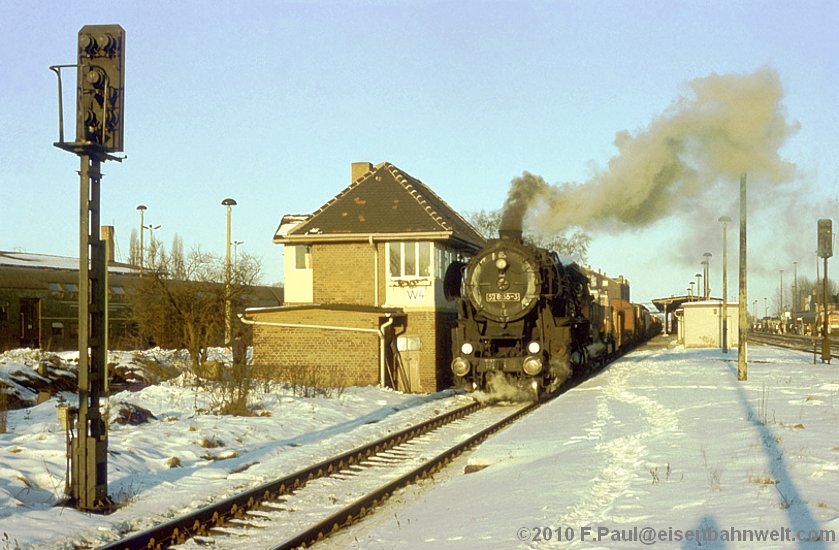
[502, 68, 799, 235]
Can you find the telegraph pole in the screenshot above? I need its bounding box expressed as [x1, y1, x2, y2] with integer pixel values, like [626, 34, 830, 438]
[718, 215, 732, 353]
[737, 173, 747, 381]
[51, 24, 125, 511]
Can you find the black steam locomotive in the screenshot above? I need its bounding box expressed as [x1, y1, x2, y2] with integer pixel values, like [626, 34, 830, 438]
[445, 229, 597, 398]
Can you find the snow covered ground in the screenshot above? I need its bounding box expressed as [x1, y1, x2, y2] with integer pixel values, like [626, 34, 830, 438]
[1, 339, 838, 549]
[0, 348, 472, 549]
[329, 340, 839, 550]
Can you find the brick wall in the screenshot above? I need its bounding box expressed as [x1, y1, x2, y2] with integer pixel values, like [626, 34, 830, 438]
[313, 243, 376, 305]
[397, 310, 456, 391]
[253, 241, 459, 393]
[251, 307, 386, 388]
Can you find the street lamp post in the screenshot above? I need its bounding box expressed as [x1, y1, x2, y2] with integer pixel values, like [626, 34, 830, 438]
[222, 198, 237, 344]
[793, 261, 798, 317]
[136, 205, 146, 273]
[703, 252, 712, 299]
[719, 216, 732, 353]
[779, 269, 784, 319]
[233, 240, 244, 271]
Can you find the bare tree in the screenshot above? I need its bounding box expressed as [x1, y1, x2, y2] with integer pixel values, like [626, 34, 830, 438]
[465, 208, 590, 261]
[128, 228, 140, 267]
[170, 234, 186, 280]
[129, 246, 262, 402]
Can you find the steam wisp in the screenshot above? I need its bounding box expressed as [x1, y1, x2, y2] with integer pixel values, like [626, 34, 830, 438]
[501, 68, 799, 237]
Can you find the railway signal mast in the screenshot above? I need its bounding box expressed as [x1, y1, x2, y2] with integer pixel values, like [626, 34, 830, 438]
[817, 219, 832, 364]
[50, 24, 126, 511]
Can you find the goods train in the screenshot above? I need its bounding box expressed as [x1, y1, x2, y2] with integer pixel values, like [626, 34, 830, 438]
[445, 229, 657, 398]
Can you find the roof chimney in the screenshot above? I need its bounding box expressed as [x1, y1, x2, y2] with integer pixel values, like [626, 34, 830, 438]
[100, 225, 115, 264]
[352, 162, 374, 182]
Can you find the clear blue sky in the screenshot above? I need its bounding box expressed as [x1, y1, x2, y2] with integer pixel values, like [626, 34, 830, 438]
[2, 1, 836, 307]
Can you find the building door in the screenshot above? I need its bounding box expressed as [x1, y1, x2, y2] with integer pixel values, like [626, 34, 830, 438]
[396, 336, 421, 392]
[19, 298, 41, 348]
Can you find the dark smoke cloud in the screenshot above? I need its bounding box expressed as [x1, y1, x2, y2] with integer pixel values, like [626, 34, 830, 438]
[502, 68, 800, 236]
[499, 172, 549, 232]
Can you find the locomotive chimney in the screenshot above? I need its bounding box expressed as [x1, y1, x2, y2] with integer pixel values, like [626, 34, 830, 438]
[498, 228, 523, 241]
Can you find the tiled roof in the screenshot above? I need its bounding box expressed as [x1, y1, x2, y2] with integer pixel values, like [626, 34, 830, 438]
[275, 162, 485, 249]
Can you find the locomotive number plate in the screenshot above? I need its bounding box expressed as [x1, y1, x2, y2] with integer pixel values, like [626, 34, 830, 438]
[485, 292, 521, 302]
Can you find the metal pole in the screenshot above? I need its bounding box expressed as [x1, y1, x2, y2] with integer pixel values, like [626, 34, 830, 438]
[779, 270, 784, 320]
[737, 173, 747, 381]
[73, 154, 91, 506]
[71, 154, 109, 510]
[137, 205, 146, 274]
[221, 198, 237, 344]
[719, 216, 731, 353]
[703, 252, 712, 299]
[823, 256, 831, 363]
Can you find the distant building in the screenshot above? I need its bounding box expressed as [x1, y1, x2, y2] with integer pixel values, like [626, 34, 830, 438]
[0, 229, 282, 351]
[244, 161, 485, 393]
[678, 301, 739, 348]
[0, 246, 138, 350]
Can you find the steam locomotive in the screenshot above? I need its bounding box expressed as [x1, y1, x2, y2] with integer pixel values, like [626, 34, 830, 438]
[445, 229, 655, 398]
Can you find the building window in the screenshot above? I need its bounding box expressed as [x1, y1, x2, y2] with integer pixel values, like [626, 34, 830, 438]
[388, 242, 431, 278]
[294, 245, 311, 270]
[435, 246, 455, 279]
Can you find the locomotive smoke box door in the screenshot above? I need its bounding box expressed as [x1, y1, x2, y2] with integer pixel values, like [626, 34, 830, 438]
[396, 336, 421, 392]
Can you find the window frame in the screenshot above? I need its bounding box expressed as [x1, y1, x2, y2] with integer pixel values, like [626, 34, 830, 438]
[387, 241, 433, 279]
[293, 245, 312, 270]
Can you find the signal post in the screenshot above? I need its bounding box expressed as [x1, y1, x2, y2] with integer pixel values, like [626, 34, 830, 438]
[818, 219, 832, 364]
[51, 24, 126, 511]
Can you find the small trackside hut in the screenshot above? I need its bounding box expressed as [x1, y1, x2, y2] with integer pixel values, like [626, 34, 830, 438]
[245, 162, 485, 393]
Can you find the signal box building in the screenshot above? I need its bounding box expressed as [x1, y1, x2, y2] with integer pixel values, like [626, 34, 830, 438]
[245, 162, 485, 393]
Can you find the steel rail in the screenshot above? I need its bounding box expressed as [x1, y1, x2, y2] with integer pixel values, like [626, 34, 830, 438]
[750, 332, 838, 359]
[100, 400, 481, 549]
[101, 337, 652, 549]
[269, 400, 539, 550]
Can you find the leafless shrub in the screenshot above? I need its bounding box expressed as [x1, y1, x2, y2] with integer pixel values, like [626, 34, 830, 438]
[272, 363, 349, 399]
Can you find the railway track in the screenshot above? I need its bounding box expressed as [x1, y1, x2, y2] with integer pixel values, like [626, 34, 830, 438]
[99, 338, 650, 549]
[100, 399, 535, 549]
[749, 332, 838, 360]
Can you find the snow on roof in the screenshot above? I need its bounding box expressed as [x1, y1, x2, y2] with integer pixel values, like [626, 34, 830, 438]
[0, 251, 138, 274]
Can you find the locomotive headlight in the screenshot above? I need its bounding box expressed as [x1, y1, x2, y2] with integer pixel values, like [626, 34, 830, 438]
[522, 356, 543, 376]
[452, 357, 471, 377]
[461, 342, 474, 355]
[527, 341, 541, 354]
[495, 258, 508, 271]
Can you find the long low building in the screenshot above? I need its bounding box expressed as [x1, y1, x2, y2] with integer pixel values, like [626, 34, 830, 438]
[0, 248, 282, 351]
